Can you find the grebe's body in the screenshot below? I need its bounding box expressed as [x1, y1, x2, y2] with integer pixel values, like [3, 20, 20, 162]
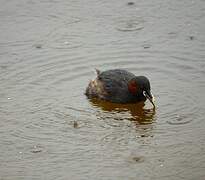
[85, 69, 155, 106]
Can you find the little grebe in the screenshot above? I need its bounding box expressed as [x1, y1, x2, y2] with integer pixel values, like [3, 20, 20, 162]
[85, 69, 155, 107]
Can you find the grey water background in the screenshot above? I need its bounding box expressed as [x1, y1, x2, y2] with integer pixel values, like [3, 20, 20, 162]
[0, 0, 205, 179]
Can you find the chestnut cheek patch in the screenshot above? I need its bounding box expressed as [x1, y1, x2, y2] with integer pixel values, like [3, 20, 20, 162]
[128, 80, 138, 95]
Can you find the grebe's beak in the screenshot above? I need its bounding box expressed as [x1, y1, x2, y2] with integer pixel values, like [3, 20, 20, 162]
[143, 90, 155, 108]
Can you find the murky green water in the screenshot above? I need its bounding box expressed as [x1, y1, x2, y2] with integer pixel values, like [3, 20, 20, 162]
[0, 0, 205, 179]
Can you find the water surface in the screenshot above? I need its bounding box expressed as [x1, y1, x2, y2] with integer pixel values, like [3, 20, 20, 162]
[0, 0, 205, 179]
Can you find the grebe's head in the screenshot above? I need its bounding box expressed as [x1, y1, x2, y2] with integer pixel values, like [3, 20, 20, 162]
[128, 76, 155, 107]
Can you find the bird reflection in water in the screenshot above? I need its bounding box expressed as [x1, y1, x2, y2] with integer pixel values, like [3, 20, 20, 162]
[88, 98, 156, 125]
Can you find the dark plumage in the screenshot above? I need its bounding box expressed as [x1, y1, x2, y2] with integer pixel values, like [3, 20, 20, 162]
[85, 69, 155, 106]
